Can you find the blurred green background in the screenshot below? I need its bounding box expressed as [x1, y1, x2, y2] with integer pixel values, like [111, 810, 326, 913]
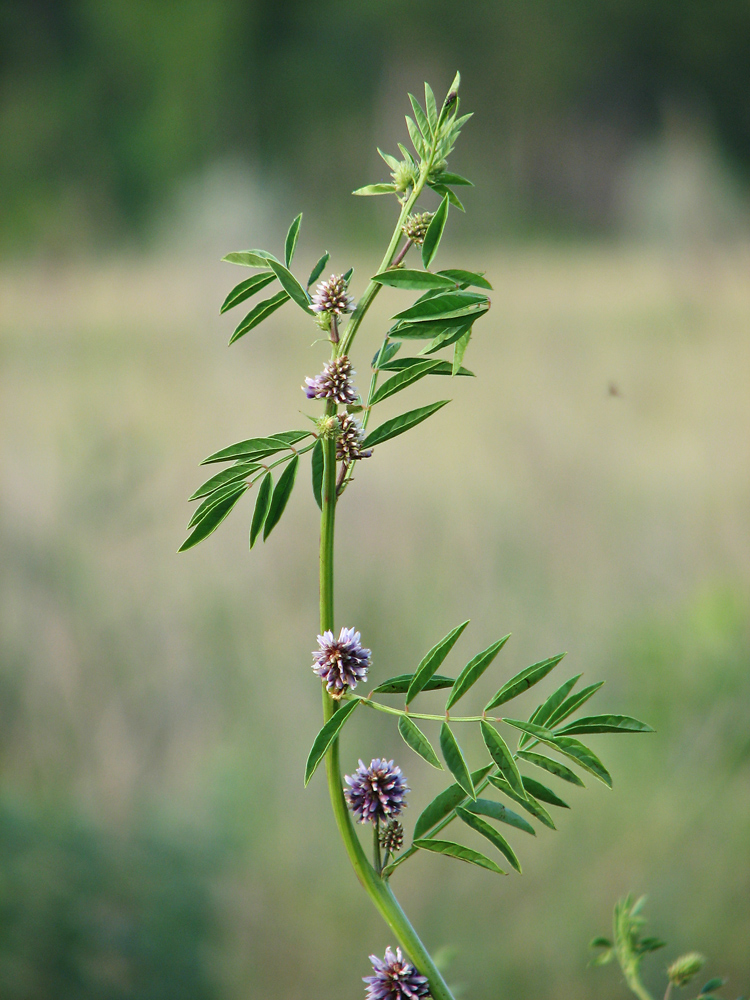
[1, 3, 749, 998]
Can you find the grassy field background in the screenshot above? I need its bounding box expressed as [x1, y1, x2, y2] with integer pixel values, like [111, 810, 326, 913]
[1, 244, 749, 998]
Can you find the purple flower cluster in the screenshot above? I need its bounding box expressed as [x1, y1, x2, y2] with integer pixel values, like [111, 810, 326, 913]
[364, 947, 431, 1000]
[312, 627, 371, 697]
[311, 273, 355, 316]
[337, 413, 372, 463]
[304, 355, 358, 404]
[345, 759, 409, 825]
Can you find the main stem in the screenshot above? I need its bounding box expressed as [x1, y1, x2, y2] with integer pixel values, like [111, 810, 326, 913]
[319, 405, 456, 1000]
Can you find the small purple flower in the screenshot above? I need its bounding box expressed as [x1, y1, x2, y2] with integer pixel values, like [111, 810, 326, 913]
[364, 947, 431, 1000]
[312, 627, 371, 697]
[304, 355, 358, 404]
[311, 273, 355, 316]
[345, 759, 409, 825]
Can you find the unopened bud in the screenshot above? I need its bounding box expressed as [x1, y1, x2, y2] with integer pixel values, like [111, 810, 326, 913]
[391, 160, 417, 193]
[668, 953, 706, 987]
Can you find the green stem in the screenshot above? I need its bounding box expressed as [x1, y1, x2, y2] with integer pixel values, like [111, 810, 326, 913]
[340, 142, 437, 359]
[318, 404, 456, 1000]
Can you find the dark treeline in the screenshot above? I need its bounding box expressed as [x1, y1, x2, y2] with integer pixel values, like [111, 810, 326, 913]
[2, 0, 750, 249]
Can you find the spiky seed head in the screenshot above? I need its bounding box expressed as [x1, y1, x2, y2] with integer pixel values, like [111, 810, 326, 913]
[391, 160, 417, 193]
[363, 947, 431, 1000]
[311, 273, 355, 316]
[668, 953, 706, 987]
[402, 212, 433, 246]
[312, 627, 371, 697]
[304, 355, 359, 404]
[379, 820, 404, 855]
[344, 759, 409, 825]
[336, 413, 372, 463]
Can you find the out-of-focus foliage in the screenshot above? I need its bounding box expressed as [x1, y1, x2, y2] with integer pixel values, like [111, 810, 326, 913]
[2, 0, 750, 249]
[0, 802, 220, 1000]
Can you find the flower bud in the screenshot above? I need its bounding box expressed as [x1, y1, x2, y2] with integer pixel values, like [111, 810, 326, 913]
[391, 160, 417, 193]
[402, 212, 433, 246]
[379, 820, 404, 855]
[668, 953, 706, 987]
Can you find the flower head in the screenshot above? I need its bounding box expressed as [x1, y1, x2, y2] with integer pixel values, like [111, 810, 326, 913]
[304, 355, 358, 404]
[311, 273, 355, 316]
[379, 820, 404, 856]
[337, 413, 372, 463]
[364, 947, 430, 1000]
[402, 212, 433, 246]
[391, 160, 417, 193]
[345, 758, 409, 825]
[312, 627, 371, 697]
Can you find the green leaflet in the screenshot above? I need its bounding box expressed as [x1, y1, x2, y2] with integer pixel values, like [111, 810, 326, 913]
[311, 438, 323, 510]
[424, 82, 438, 132]
[263, 454, 299, 540]
[371, 673, 454, 695]
[521, 776, 569, 809]
[307, 251, 330, 289]
[249, 472, 272, 548]
[413, 839, 506, 876]
[230, 290, 290, 344]
[220, 271, 276, 314]
[393, 291, 487, 324]
[432, 172, 474, 187]
[554, 714, 654, 736]
[178, 487, 247, 552]
[406, 620, 469, 704]
[189, 462, 260, 501]
[516, 750, 585, 786]
[422, 194, 450, 268]
[372, 270, 456, 291]
[222, 249, 279, 267]
[413, 765, 493, 839]
[370, 360, 442, 405]
[546, 681, 605, 728]
[352, 183, 397, 196]
[462, 798, 535, 836]
[440, 722, 475, 799]
[405, 115, 426, 159]
[379, 357, 474, 377]
[521, 674, 582, 746]
[201, 430, 310, 465]
[266, 259, 312, 313]
[502, 718, 613, 786]
[487, 774, 556, 830]
[479, 721, 526, 800]
[446, 634, 510, 710]
[452, 328, 471, 375]
[362, 400, 450, 450]
[389, 320, 465, 341]
[420, 321, 474, 356]
[188, 480, 248, 529]
[377, 148, 401, 171]
[372, 340, 402, 368]
[456, 807, 521, 872]
[548, 736, 613, 787]
[304, 699, 360, 785]
[484, 653, 566, 712]
[428, 183, 465, 212]
[436, 269, 492, 289]
[409, 94, 431, 141]
[284, 213, 302, 267]
[398, 716, 442, 769]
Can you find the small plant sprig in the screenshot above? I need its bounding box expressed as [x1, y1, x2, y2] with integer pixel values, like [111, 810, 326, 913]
[591, 896, 746, 1000]
[181, 74, 653, 1000]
